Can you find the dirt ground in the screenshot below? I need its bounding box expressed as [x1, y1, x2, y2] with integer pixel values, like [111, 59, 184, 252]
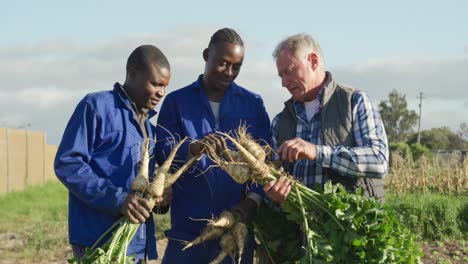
[153, 239, 468, 264]
[1, 234, 467, 263]
[151, 239, 468, 264]
[419, 240, 467, 264]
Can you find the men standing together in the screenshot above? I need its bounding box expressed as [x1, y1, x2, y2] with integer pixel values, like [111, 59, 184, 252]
[55, 30, 388, 263]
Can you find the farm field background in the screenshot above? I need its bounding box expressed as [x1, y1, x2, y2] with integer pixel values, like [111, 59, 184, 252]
[0, 154, 467, 264]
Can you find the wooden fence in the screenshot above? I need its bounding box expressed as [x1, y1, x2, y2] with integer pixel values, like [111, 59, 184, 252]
[0, 128, 57, 195]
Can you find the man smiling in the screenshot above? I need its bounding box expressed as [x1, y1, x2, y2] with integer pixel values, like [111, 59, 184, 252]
[156, 28, 270, 264]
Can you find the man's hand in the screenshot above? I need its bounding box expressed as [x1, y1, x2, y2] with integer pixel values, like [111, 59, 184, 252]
[120, 193, 153, 224]
[189, 134, 227, 156]
[154, 187, 173, 208]
[263, 176, 292, 203]
[277, 137, 317, 162]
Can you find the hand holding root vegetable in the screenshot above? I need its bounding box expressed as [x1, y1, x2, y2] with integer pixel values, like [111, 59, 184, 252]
[262, 175, 292, 204]
[183, 210, 250, 264]
[154, 186, 173, 206]
[119, 192, 153, 224]
[71, 137, 200, 264]
[205, 126, 422, 264]
[189, 134, 228, 156]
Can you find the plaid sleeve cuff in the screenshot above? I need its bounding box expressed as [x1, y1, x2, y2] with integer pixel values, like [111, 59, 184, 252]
[246, 192, 263, 208]
[316, 145, 333, 168]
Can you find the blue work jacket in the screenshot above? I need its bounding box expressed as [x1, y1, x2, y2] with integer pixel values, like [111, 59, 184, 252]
[155, 75, 271, 241]
[54, 83, 158, 260]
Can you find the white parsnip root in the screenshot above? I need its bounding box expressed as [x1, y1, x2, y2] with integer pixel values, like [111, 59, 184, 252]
[210, 210, 236, 229]
[182, 225, 225, 251]
[209, 232, 237, 264]
[131, 139, 151, 192]
[148, 137, 188, 198]
[74, 137, 200, 263]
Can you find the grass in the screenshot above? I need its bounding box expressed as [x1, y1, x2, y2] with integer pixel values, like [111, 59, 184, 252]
[0, 181, 170, 263]
[2, 152, 467, 263]
[0, 181, 69, 262]
[386, 193, 467, 241]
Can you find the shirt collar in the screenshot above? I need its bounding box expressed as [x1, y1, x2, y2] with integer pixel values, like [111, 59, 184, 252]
[113, 82, 157, 119]
[292, 72, 330, 110]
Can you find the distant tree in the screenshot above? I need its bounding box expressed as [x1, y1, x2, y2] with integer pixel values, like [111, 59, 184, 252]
[409, 143, 432, 160]
[378, 90, 418, 143]
[407, 127, 468, 151]
[389, 142, 412, 159]
[458, 122, 468, 141]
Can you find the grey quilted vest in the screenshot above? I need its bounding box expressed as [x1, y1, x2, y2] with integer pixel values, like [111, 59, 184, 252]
[277, 76, 385, 202]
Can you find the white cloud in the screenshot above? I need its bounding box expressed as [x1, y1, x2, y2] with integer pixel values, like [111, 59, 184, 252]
[15, 87, 74, 108]
[334, 57, 468, 100]
[1, 28, 467, 145]
[332, 57, 468, 132]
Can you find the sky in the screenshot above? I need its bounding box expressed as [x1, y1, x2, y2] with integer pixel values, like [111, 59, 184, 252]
[1, 0, 467, 145]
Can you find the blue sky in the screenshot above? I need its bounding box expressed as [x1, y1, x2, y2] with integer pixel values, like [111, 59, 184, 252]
[1, 0, 467, 144]
[3, 1, 467, 62]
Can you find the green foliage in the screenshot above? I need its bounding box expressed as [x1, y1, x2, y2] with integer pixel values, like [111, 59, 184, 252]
[253, 203, 303, 263]
[407, 127, 468, 151]
[410, 143, 432, 160]
[458, 202, 468, 235]
[256, 182, 423, 263]
[389, 142, 432, 161]
[378, 90, 418, 143]
[389, 142, 412, 159]
[386, 193, 468, 241]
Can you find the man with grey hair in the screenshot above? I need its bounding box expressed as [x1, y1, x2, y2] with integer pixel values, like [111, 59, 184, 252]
[264, 33, 389, 203]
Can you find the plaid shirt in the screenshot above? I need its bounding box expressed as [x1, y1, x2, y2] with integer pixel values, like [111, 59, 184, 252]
[271, 90, 389, 188]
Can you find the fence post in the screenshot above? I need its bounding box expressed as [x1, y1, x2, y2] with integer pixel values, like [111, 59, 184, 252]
[0, 128, 8, 195]
[6, 128, 9, 192]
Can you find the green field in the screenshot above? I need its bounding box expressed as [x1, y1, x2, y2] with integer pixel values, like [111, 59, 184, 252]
[0, 182, 169, 263]
[0, 182, 466, 263]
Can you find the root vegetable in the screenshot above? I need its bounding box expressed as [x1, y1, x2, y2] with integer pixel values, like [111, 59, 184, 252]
[217, 131, 275, 183]
[237, 126, 266, 162]
[218, 160, 251, 184]
[221, 149, 244, 162]
[163, 154, 199, 188]
[148, 137, 188, 198]
[209, 232, 237, 264]
[232, 222, 248, 264]
[210, 210, 236, 229]
[131, 139, 151, 192]
[182, 225, 225, 251]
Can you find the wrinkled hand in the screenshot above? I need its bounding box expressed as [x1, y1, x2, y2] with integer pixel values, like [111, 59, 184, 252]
[277, 137, 317, 162]
[189, 134, 227, 156]
[263, 176, 292, 203]
[154, 186, 173, 208]
[120, 192, 153, 224]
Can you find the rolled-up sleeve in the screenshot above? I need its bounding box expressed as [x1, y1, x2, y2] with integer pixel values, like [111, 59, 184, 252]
[316, 92, 389, 178]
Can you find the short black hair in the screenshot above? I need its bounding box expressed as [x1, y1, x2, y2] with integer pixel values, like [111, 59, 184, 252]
[126, 45, 170, 73]
[208, 28, 244, 48]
